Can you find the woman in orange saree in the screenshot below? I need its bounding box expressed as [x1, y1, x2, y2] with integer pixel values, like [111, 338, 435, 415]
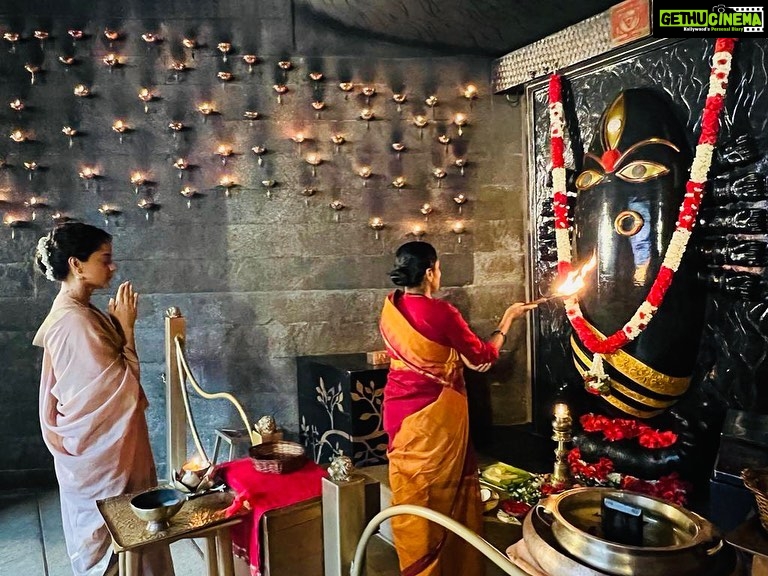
[380, 242, 534, 576]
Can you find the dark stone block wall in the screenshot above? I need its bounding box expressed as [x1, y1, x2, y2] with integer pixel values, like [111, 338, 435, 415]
[0, 0, 528, 484]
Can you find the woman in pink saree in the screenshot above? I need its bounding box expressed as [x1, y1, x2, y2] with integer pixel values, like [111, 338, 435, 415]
[33, 222, 173, 576]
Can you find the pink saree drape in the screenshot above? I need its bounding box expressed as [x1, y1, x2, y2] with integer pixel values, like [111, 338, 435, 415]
[33, 292, 173, 576]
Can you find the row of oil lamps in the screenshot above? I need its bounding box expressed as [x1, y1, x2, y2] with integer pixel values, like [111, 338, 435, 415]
[2, 200, 469, 241]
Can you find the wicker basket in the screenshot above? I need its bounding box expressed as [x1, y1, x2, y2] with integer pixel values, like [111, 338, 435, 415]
[742, 467, 768, 532]
[249, 441, 307, 474]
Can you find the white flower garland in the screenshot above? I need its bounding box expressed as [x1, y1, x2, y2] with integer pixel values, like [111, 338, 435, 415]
[36, 234, 57, 281]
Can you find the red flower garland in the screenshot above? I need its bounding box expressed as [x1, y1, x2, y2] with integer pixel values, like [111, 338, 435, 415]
[549, 38, 738, 356]
[580, 413, 679, 448]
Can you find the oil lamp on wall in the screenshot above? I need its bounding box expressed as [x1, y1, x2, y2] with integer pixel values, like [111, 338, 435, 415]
[51, 212, 70, 224]
[137, 198, 157, 220]
[358, 166, 372, 187]
[217, 71, 233, 83]
[180, 186, 198, 209]
[413, 114, 428, 139]
[9, 98, 25, 115]
[278, 60, 292, 82]
[220, 176, 238, 197]
[432, 168, 446, 188]
[74, 84, 91, 97]
[360, 108, 375, 130]
[261, 179, 276, 199]
[103, 53, 120, 73]
[34, 30, 49, 50]
[392, 176, 406, 189]
[411, 223, 426, 240]
[454, 112, 469, 136]
[25, 196, 46, 220]
[291, 132, 307, 155]
[309, 71, 324, 89]
[59, 56, 75, 67]
[78, 165, 97, 190]
[4, 214, 29, 239]
[454, 157, 467, 176]
[168, 121, 184, 139]
[4, 32, 20, 53]
[305, 152, 322, 178]
[216, 144, 233, 166]
[243, 111, 259, 126]
[10, 129, 27, 143]
[420, 203, 433, 221]
[312, 100, 326, 119]
[425, 95, 438, 119]
[300, 187, 316, 206]
[62, 126, 77, 148]
[24, 64, 40, 85]
[183, 37, 197, 59]
[452, 220, 466, 244]
[243, 54, 258, 73]
[273, 84, 288, 104]
[130, 171, 146, 194]
[112, 120, 128, 144]
[23, 161, 38, 181]
[331, 133, 346, 154]
[329, 199, 345, 222]
[339, 82, 354, 99]
[137, 88, 154, 113]
[197, 102, 214, 122]
[392, 92, 407, 113]
[68, 29, 83, 48]
[369, 216, 385, 239]
[437, 134, 452, 153]
[391, 142, 406, 160]
[141, 33, 160, 46]
[170, 61, 187, 82]
[463, 84, 478, 109]
[104, 29, 120, 47]
[99, 204, 120, 226]
[173, 158, 188, 179]
[251, 145, 267, 166]
[453, 193, 467, 214]
[362, 85, 376, 106]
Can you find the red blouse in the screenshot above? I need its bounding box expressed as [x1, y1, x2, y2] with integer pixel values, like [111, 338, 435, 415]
[382, 293, 499, 442]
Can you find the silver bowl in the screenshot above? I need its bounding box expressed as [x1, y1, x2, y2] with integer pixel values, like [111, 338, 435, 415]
[130, 488, 186, 533]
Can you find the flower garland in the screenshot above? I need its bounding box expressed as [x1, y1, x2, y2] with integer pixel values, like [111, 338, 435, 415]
[548, 38, 738, 386]
[580, 413, 678, 449]
[567, 448, 691, 506]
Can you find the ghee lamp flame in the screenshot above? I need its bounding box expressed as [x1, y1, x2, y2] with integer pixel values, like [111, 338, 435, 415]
[243, 54, 258, 73]
[339, 82, 354, 99]
[306, 153, 322, 177]
[130, 171, 146, 193]
[329, 200, 345, 222]
[261, 179, 275, 199]
[358, 166, 372, 187]
[452, 221, 466, 243]
[463, 84, 478, 103]
[453, 193, 467, 214]
[243, 111, 259, 125]
[180, 186, 197, 208]
[217, 71, 233, 82]
[273, 84, 288, 104]
[25, 64, 40, 85]
[360, 108, 374, 129]
[331, 134, 346, 152]
[454, 112, 468, 136]
[554, 402, 570, 420]
[59, 56, 75, 66]
[432, 168, 446, 187]
[425, 95, 438, 118]
[392, 92, 407, 112]
[173, 158, 188, 177]
[74, 84, 90, 97]
[99, 204, 120, 225]
[103, 53, 119, 70]
[141, 33, 159, 44]
[251, 146, 267, 166]
[216, 145, 233, 165]
[309, 71, 324, 82]
[9, 99, 24, 113]
[369, 217, 385, 239]
[420, 203, 433, 220]
[34, 30, 49, 48]
[220, 176, 237, 196]
[197, 102, 214, 122]
[10, 129, 26, 143]
[104, 29, 120, 42]
[392, 176, 406, 189]
[68, 29, 83, 42]
[79, 166, 97, 180]
[411, 224, 426, 239]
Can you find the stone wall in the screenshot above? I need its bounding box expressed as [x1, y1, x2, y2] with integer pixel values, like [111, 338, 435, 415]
[0, 0, 528, 485]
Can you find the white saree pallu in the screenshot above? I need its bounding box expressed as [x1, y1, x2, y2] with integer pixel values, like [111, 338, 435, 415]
[34, 292, 174, 576]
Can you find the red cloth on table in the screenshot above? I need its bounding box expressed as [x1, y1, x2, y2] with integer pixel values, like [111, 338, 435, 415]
[218, 458, 326, 576]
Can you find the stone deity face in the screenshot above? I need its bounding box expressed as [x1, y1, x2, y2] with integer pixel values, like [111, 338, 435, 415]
[571, 89, 705, 416]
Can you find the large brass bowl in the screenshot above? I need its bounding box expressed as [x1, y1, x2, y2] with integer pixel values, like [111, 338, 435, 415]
[539, 488, 723, 576]
[129, 488, 186, 533]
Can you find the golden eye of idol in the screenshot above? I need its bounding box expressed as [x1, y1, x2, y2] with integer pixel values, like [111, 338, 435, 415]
[575, 169, 604, 191]
[616, 161, 669, 183]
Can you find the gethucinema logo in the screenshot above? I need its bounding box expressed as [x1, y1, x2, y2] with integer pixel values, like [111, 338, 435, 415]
[653, 4, 764, 36]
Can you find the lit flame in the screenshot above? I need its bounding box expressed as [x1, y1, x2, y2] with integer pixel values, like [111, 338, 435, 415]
[552, 255, 597, 297]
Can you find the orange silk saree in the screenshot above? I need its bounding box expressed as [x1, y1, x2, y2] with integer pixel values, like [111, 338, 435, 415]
[380, 292, 484, 576]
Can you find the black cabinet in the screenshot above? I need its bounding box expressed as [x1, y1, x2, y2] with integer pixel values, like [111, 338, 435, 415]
[297, 354, 389, 467]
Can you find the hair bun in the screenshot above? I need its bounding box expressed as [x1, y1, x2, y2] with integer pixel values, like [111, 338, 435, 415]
[389, 267, 413, 286]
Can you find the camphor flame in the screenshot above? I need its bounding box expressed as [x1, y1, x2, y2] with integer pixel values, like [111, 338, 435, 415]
[553, 254, 597, 298]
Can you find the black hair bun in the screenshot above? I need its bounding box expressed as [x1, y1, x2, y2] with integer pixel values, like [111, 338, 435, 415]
[389, 267, 414, 287]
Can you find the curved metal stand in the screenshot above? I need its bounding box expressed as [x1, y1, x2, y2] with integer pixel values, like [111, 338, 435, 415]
[174, 335, 260, 456]
[349, 504, 526, 576]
